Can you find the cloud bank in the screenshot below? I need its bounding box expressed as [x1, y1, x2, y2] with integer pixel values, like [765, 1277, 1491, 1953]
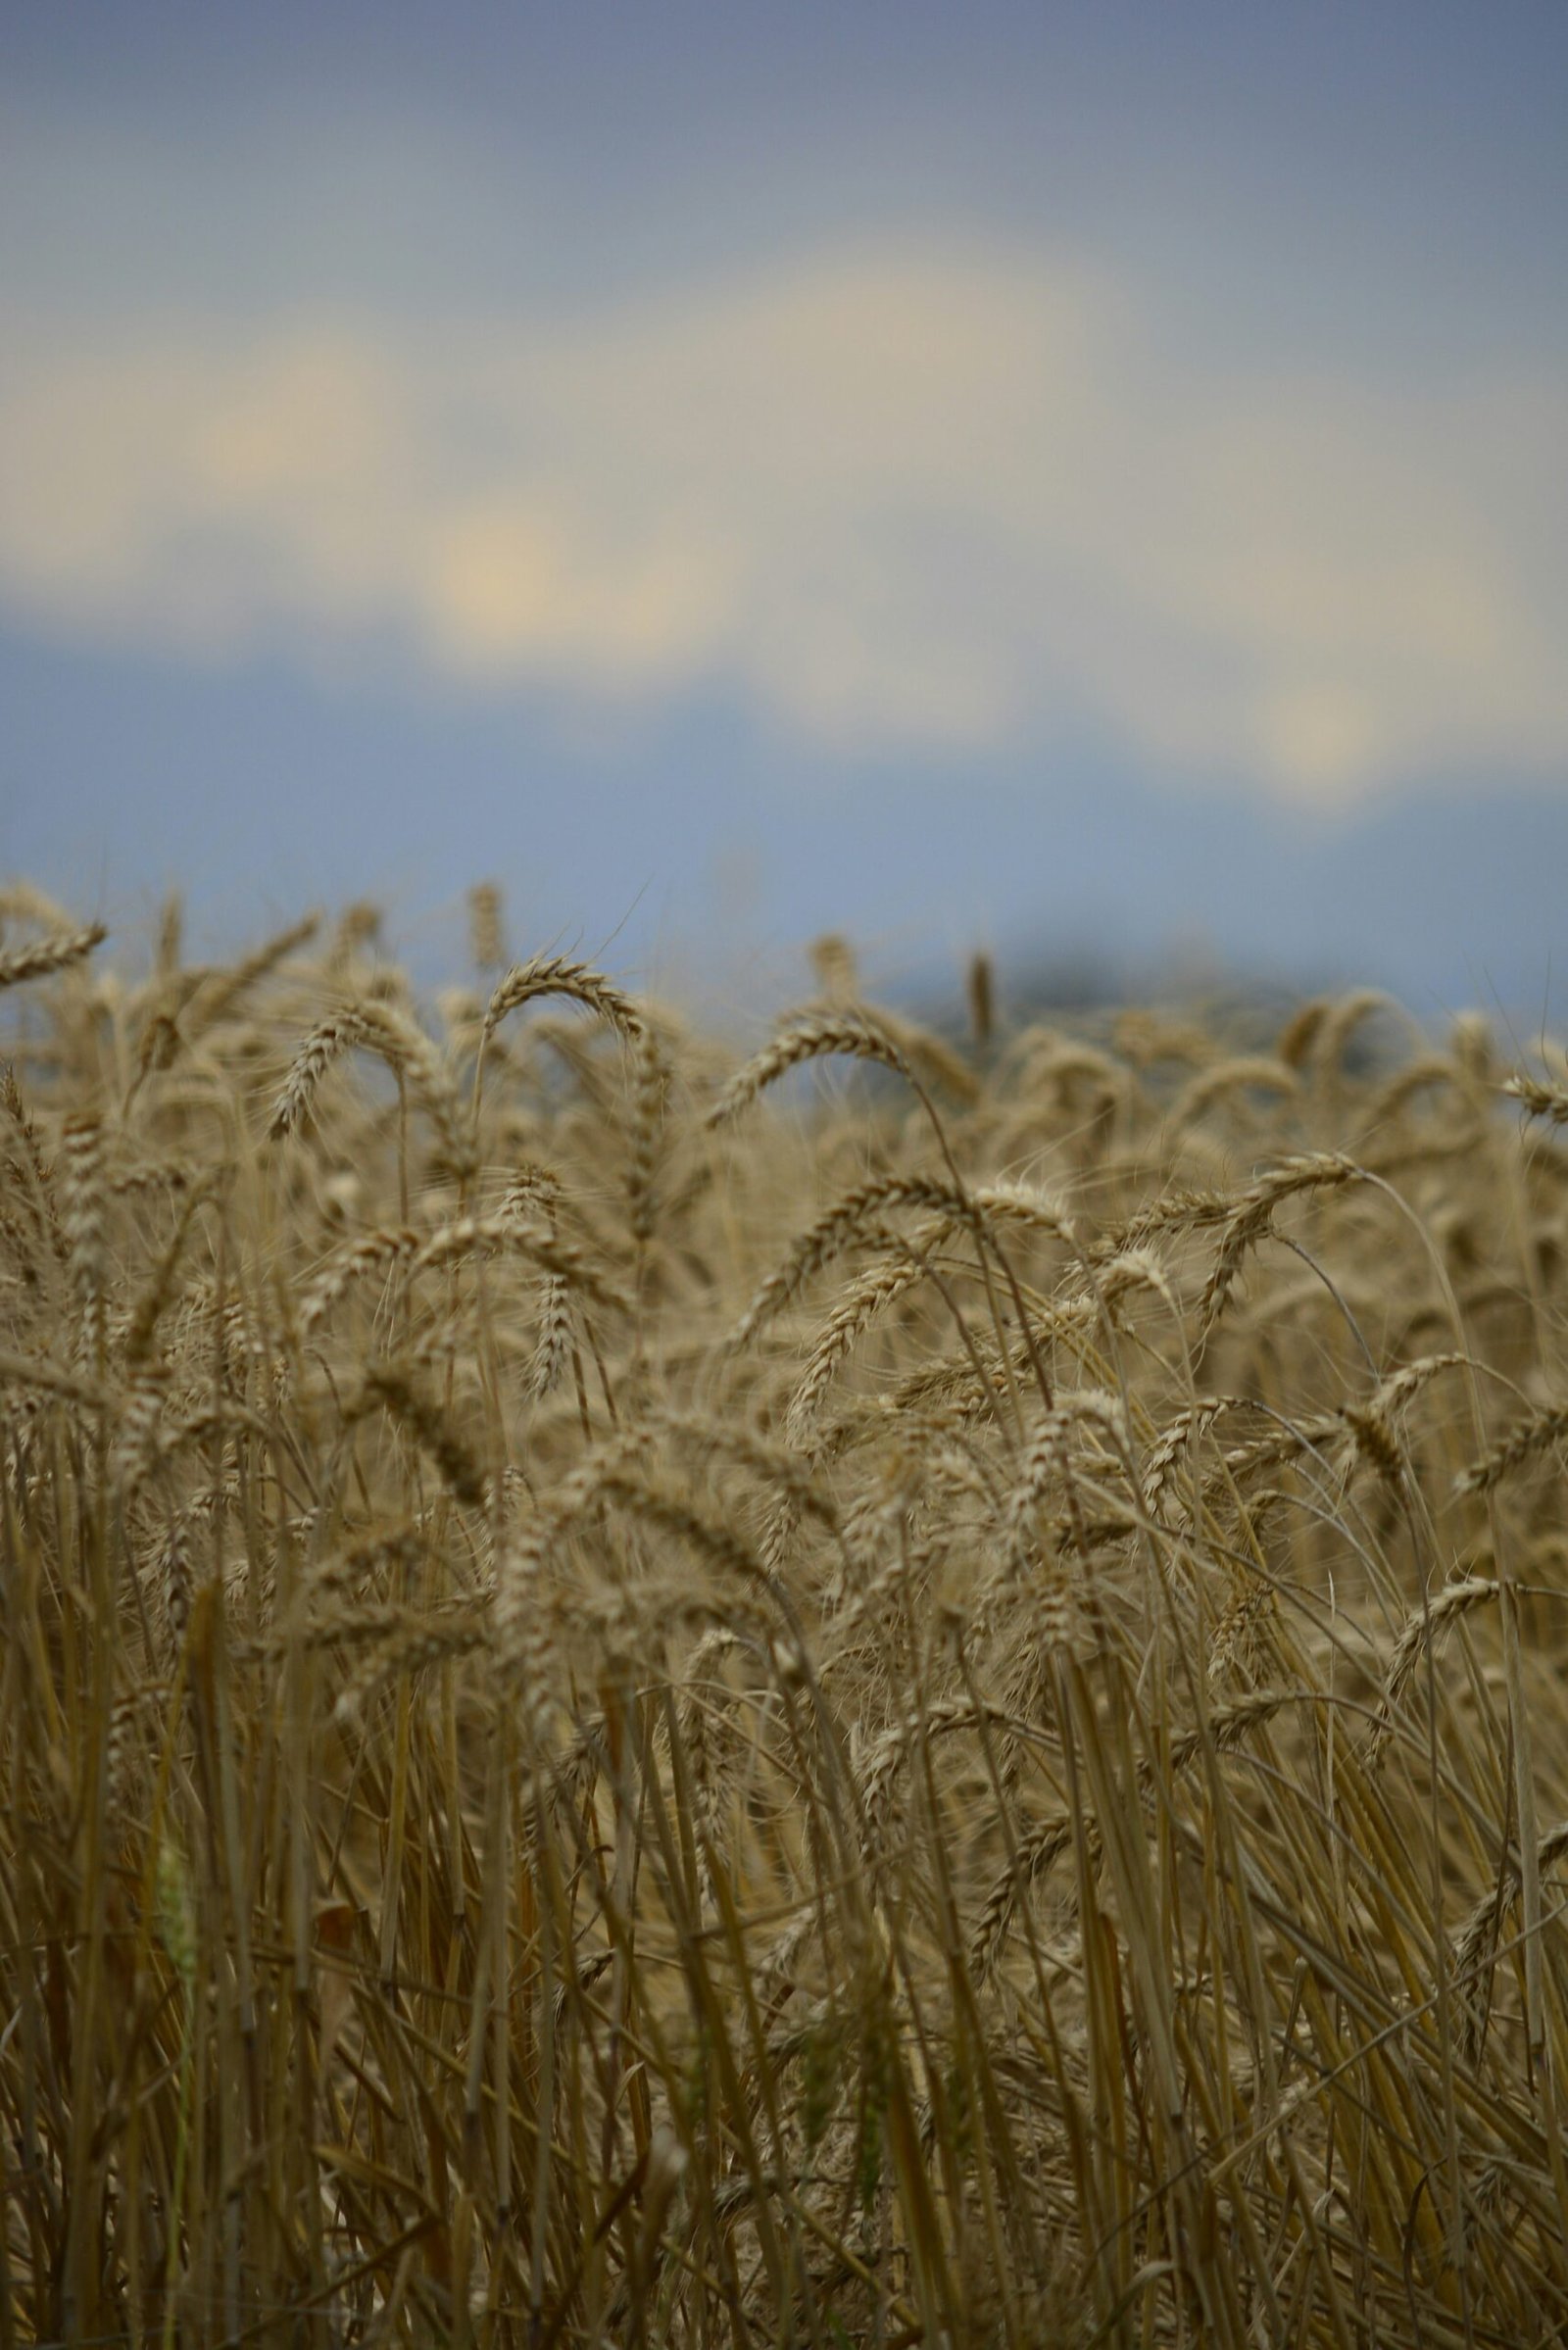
[2, 244, 1564, 800]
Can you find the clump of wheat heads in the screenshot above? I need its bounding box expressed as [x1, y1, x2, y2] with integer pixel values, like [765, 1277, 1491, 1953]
[4, 910, 1568, 2349]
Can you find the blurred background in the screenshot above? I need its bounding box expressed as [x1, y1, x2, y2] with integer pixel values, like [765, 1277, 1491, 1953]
[1, 0, 1565, 1021]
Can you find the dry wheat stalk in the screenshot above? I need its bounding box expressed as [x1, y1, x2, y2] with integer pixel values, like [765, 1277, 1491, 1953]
[785, 1237, 944, 1444]
[353, 1362, 489, 1508]
[1456, 1403, 1568, 1495]
[1452, 1818, 1568, 2062]
[59, 1109, 108, 1357]
[0, 881, 74, 932]
[1199, 1152, 1363, 1338]
[972, 1687, 1298, 1978]
[1006, 1392, 1133, 1572]
[1091, 1247, 1182, 1327]
[331, 1611, 491, 1722]
[491, 1537, 559, 1750]
[269, 1008, 372, 1137]
[727, 1175, 973, 1351]
[1142, 1398, 1245, 1512]
[10, 891, 1568, 2345]
[858, 1696, 1021, 1856]
[1168, 1056, 1300, 1129]
[111, 1357, 173, 1493]
[1503, 1072, 1568, 1125]
[0, 922, 107, 992]
[971, 1816, 1079, 1981]
[1362, 1577, 1500, 1766]
[184, 912, 319, 1034]
[528, 1272, 573, 1400]
[707, 1009, 913, 1127]
[299, 1226, 423, 1333]
[468, 880, 505, 971]
[479, 955, 662, 1238]
[481, 953, 644, 1050]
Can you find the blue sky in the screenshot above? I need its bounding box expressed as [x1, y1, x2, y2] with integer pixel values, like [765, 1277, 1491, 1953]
[3, 1, 1566, 1014]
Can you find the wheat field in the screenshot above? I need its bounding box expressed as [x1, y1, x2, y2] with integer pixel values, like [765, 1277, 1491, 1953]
[4, 882, 1568, 2347]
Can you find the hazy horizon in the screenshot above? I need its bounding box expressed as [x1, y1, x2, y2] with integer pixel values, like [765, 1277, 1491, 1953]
[4, 1, 1565, 1017]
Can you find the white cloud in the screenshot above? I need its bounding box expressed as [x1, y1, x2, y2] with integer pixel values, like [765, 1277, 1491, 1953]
[1, 246, 1564, 799]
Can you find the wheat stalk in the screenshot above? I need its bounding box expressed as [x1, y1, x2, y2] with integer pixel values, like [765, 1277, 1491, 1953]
[0, 922, 107, 992]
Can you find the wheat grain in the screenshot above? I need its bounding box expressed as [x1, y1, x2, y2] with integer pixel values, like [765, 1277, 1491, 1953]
[269, 1008, 369, 1136]
[1198, 1151, 1362, 1338]
[1362, 1576, 1499, 1765]
[0, 921, 107, 992]
[7, 892, 1568, 2345]
[355, 1362, 489, 1508]
[707, 1009, 913, 1127]
[1503, 1071, 1568, 1125]
[1456, 1402, 1568, 1495]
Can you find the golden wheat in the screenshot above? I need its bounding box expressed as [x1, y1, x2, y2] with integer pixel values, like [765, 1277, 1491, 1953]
[4, 895, 1568, 2346]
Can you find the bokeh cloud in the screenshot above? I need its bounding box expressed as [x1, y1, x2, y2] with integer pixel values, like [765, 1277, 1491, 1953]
[2, 242, 1564, 802]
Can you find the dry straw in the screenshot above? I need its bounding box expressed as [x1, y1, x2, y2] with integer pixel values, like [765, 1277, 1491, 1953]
[5, 910, 1568, 2347]
[0, 919, 107, 991]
